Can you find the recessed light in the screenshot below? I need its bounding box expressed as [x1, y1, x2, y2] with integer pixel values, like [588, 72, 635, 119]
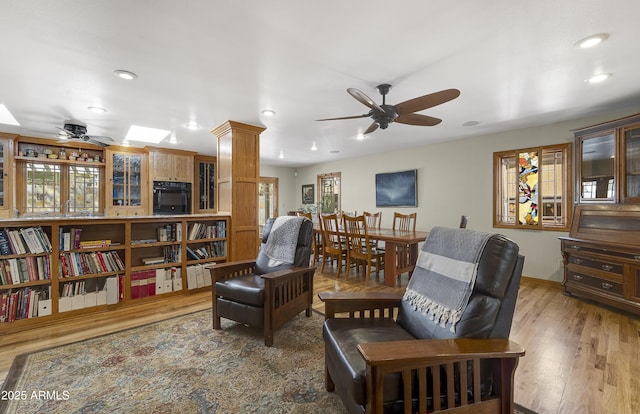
[311, 141, 318, 151]
[261, 109, 276, 117]
[88, 106, 107, 114]
[463, 121, 480, 127]
[185, 121, 200, 130]
[330, 150, 340, 154]
[279, 150, 284, 159]
[585, 73, 612, 84]
[114, 70, 138, 80]
[0, 104, 20, 126]
[168, 132, 179, 144]
[575, 33, 609, 49]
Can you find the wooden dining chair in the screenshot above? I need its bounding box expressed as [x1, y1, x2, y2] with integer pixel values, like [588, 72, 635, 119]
[320, 213, 348, 278]
[343, 215, 384, 279]
[296, 211, 320, 265]
[363, 211, 381, 229]
[392, 212, 417, 279]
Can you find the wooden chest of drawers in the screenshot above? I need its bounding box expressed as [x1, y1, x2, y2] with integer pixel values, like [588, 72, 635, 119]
[560, 204, 640, 316]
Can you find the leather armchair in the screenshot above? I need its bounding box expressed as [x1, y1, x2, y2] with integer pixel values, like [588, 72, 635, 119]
[209, 217, 315, 346]
[320, 228, 525, 414]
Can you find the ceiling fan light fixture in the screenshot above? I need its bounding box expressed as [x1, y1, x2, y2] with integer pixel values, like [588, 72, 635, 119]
[585, 73, 612, 84]
[356, 133, 365, 140]
[114, 70, 138, 80]
[575, 33, 609, 49]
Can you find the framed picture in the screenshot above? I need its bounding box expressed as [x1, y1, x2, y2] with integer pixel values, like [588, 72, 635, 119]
[302, 184, 315, 204]
[375, 169, 418, 207]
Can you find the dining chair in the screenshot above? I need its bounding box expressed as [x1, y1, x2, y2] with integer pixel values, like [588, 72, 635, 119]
[343, 215, 384, 278]
[320, 213, 348, 278]
[363, 211, 381, 229]
[296, 211, 320, 265]
[392, 212, 417, 279]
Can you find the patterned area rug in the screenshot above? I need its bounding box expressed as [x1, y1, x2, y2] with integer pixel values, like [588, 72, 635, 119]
[1, 309, 537, 414]
[1, 310, 345, 414]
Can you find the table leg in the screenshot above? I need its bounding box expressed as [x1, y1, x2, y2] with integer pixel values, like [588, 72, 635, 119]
[384, 241, 398, 287]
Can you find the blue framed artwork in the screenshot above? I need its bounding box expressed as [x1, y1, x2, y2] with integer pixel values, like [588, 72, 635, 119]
[375, 169, 418, 207]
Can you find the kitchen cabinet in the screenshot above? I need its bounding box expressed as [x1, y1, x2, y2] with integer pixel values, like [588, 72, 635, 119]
[194, 155, 216, 212]
[105, 147, 148, 216]
[147, 148, 195, 182]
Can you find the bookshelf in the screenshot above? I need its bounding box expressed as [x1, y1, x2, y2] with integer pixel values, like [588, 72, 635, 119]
[0, 214, 229, 331]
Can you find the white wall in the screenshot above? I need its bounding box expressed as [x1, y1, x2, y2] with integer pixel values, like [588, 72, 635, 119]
[260, 164, 297, 216]
[283, 108, 640, 282]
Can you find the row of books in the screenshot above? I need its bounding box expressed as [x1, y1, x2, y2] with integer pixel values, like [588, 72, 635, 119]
[185, 241, 226, 260]
[187, 221, 226, 240]
[58, 277, 121, 311]
[58, 227, 83, 251]
[0, 256, 51, 285]
[0, 287, 51, 323]
[131, 267, 182, 299]
[0, 227, 53, 256]
[157, 223, 182, 242]
[58, 251, 125, 278]
[186, 264, 213, 290]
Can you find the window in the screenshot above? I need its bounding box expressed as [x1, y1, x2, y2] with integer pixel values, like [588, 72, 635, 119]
[19, 162, 103, 216]
[318, 172, 341, 214]
[258, 177, 278, 235]
[493, 143, 571, 230]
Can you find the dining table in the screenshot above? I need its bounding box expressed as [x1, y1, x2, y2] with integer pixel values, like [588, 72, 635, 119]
[314, 226, 429, 287]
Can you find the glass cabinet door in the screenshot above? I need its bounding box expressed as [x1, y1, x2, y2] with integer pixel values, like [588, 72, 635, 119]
[0, 140, 5, 209]
[128, 154, 142, 207]
[578, 132, 616, 202]
[196, 159, 215, 211]
[111, 153, 126, 206]
[622, 125, 640, 202]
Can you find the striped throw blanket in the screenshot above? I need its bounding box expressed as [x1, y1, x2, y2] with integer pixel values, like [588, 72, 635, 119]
[263, 216, 305, 267]
[403, 226, 493, 332]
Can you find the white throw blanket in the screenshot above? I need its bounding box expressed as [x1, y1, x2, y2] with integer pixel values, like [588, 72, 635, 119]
[263, 216, 305, 267]
[403, 226, 493, 332]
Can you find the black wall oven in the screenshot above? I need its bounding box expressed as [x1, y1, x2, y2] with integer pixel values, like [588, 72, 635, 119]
[153, 181, 192, 215]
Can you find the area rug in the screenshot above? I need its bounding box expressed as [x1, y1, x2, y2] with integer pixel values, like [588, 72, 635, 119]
[1, 309, 537, 414]
[0, 310, 345, 414]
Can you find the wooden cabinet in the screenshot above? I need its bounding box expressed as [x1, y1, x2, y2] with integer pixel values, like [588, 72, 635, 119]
[147, 147, 195, 182]
[574, 113, 640, 203]
[105, 147, 148, 216]
[0, 214, 229, 331]
[0, 135, 14, 218]
[560, 204, 640, 316]
[194, 155, 216, 212]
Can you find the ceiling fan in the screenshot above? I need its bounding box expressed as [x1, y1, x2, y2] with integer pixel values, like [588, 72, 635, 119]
[317, 84, 460, 134]
[57, 121, 114, 147]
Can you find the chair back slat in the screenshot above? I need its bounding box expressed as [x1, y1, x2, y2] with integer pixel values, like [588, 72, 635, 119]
[393, 212, 416, 231]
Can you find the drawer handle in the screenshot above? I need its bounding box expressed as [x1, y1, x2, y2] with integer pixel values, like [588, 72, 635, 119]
[601, 282, 613, 290]
[635, 255, 640, 261]
[573, 258, 583, 265]
[601, 265, 614, 272]
[572, 275, 584, 281]
[570, 245, 581, 250]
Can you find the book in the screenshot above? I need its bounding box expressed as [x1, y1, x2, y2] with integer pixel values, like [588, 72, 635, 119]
[0, 229, 12, 255]
[142, 256, 166, 265]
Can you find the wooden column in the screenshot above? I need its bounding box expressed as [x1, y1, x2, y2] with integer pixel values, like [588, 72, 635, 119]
[212, 121, 265, 261]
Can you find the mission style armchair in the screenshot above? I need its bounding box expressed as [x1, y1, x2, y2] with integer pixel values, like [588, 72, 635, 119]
[320, 227, 525, 414]
[208, 217, 315, 347]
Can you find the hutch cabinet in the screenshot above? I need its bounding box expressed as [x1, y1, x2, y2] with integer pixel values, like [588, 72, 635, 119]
[194, 155, 216, 213]
[562, 113, 640, 315]
[0, 135, 14, 218]
[105, 146, 148, 216]
[147, 147, 195, 182]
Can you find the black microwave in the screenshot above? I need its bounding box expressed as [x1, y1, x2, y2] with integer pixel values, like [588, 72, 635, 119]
[153, 181, 192, 215]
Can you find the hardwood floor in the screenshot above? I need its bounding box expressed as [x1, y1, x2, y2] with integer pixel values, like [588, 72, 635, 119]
[1, 266, 639, 414]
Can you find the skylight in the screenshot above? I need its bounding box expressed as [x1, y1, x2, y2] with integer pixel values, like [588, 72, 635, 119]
[124, 125, 171, 144]
[0, 104, 20, 126]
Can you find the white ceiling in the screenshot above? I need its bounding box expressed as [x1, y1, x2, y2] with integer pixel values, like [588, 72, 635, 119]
[1, 1, 640, 167]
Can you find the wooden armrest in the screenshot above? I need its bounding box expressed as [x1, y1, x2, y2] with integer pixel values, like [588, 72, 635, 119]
[318, 291, 403, 319]
[358, 338, 525, 366]
[206, 259, 256, 282]
[261, 266, 315, 280]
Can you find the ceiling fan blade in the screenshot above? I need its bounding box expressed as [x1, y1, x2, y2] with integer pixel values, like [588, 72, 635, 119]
[89, 139, 111, 147]
[364, 122, 379, 135]
[87, 135, 114, 142]
[316, 114, 369, 121]
[394, 89, 460, 115]
[347, 88, 384, 112]
[56, 126, 72, 136]
[396, 113, 442, 126]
